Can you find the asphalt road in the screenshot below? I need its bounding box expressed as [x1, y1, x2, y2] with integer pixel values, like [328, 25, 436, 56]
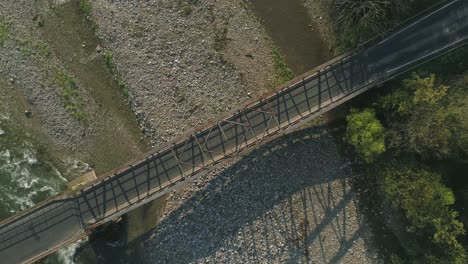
[0, 0, 467, 263]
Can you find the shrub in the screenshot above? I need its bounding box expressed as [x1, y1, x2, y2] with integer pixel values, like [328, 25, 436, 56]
[0, 19, 9, 45]
[272, 48, 294, 84]
[345, 108, 385, 163]
[79, 0, 92, 17]
[102, 50, 130, 99]
[49, 67, 87, 122]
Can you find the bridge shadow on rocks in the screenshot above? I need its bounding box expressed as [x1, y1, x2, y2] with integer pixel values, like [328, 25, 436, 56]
[140, 125, 375, 263]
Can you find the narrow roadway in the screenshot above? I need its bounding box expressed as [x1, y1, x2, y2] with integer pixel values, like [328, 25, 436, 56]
[0, 0, 467, 263]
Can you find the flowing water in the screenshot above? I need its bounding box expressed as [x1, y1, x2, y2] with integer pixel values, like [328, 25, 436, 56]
[0, 147, 65, 219]
[0, 80, 87, 263]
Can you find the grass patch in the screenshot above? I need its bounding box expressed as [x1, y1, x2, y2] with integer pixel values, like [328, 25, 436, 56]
[103, 50, 130, 99]
[0, 19, 10, 46]
[103, 50, 113, 69]
[17, 38, 51, 58]
[49, 67, 87, 122]
[79, 0, 92, 17]
[273, 47, 294, 84]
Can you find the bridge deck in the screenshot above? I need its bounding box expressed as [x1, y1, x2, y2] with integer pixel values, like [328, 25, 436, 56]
[1, 0, 467, 263]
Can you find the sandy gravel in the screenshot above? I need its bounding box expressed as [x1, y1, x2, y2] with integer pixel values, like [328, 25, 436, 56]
[142, 126, 379, 263]
[91, 0, 278, 147]
[0, 1, 76, 149]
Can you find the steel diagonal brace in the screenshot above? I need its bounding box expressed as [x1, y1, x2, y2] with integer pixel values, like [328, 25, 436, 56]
[199, 127, 223, 158]
[217, 121, 234, 158]
[175, 136, 191, 162]
[74, 194, 85, 229]
[157, 152, 173, 184]
[223, 118, 248, 127]
[171, 144, 187, 179]
[152, 157, 163, 191]
[92, 185, 102, 219]
[201, 136, 227, 156]
[102, 177, 107, 218]
[318, 70, 323, 109]
[286, 87, 304, 119]
[340, 57, 351, 91]
[130, 165, 141, 201]
[115, 176, 131, 206]
[330, 63, 347, 93]
[146, 157, 152, 196]
[171, 136, 204, 169]
[235, 122, 250, 155]
[301, 78, 312, 114]
[242, 111, 260, 142]
[193, 134, 210, 166]
[80, 190, 97, 220]
[224, 113, 251, 154]
[265, 99, 281, 131]
[249, 104, 275, 143]
[109, 175, 119, 212]
[324, 67, 334, 103]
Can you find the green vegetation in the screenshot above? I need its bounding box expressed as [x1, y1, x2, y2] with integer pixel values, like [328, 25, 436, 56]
[17, 38, 51, 58]
[345, 108, 385, 163]
[102, 50, 130, 98]
[343, 68, 468, 262]
[103, 50, 113, 69]
[0, 19, 9, 45]
[272, 47, 294, 84]
[377, 73, 465, 159]
[49, 67, 87, 122]
[331, 0, 440, 51]
[382, 164, 465, 263]
[0, 18, 50, 58]
[79, 0, 92, 17]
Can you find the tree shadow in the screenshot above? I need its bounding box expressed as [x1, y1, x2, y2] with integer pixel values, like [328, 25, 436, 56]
[134, 125, 372, 263]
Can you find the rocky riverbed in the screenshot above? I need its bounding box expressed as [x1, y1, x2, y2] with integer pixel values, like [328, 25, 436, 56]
[90, 0, 278, 147]
[142, 125, 379, 263]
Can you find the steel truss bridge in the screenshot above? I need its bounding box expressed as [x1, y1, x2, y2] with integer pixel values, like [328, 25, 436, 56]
[0, 0, 467, 263]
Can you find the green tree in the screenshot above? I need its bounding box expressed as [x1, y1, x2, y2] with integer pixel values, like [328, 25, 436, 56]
[345, 108, 385, 163]
[378, 73, 464, 159]
[380, 73, 448, 115]
[382, 164, 466, 262]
